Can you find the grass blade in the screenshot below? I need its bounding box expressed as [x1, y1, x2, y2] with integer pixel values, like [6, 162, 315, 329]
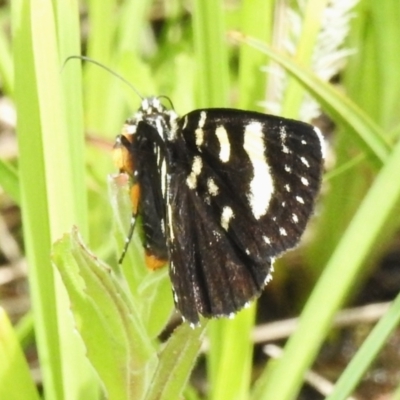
[144, 323, 205, 400]
[0, 159, 19, 204]
[326, 292, 400, 400]
[0, 308, 41, 400]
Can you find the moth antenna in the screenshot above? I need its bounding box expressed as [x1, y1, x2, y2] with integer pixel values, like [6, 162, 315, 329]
[157, 95, 175, 110]
[63, 55, 144, 100]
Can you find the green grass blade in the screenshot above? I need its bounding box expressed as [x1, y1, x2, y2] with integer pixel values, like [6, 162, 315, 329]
[253, 129, 400, 400]
[0, 159, 20, 204]
[116, 0, 153, 53]
[209, 306, 256, 400]
[237, 0, 274, 111]
[326, 292, 400, 400]
[362, 2, 400, 129]
[12, 0, 96, 398]
[106, 0, 154, 131]
[12, 1, 64, 397]
[144, 323, 206, 400]
[0, 308, 41, 400]
[55, 0, 88, 236]
[84, 0, 116, 132]
[0, 16, 13, 94]
[15, 311, 35, 350]
[192, 0, 229, 107]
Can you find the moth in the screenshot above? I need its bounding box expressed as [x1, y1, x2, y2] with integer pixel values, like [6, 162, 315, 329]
[114, 96, 324, 325]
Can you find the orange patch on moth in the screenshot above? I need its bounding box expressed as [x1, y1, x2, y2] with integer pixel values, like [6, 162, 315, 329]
[130, 183, 140, 214]
[145, 252, 168, 271]
[113, 132, 135, 174]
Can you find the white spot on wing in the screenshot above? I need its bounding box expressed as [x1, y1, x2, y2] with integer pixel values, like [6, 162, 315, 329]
[292, 213, 299, 223]
[296, 195, 305, 204]
[192, 156, 202, 174]
[186, 156, 203, 189]
[280, 227, 287, 236]
[195, 111, 207, 148]
[221, 206, 234, 230]
[243, 122, 274, 219]
[263, 236, 271, 245]
[207, 178, 219, 196]
[300, 157, 310, 167]
[199, 111, 207, 128]
[215, 125, 230, 162]
[301, 176, 309, 186]
[280, 126, 287, 141]
[195, 128, 204, 147]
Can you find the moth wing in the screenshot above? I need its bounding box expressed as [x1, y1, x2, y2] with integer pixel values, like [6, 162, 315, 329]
[167, 109, 324, 324]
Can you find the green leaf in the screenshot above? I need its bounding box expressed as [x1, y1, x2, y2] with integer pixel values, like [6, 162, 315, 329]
[0, 308, 41, 400]
[144, 323, 206, 400]
[52, 228, 158, 400]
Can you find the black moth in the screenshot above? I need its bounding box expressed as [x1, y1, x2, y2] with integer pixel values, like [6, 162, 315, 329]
[114, 96, 324, 326]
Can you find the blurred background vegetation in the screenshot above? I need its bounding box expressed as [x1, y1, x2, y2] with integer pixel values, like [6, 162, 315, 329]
[1, 0, 400, 399]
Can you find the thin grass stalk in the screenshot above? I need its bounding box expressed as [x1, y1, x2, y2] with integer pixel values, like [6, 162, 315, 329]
[326, 292, 400, 400]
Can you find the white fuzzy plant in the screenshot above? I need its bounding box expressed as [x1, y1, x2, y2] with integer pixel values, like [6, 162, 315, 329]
[262, 0, 360, 122]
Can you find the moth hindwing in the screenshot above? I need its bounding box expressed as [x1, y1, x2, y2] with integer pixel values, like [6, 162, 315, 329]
[113, 96, 324, 325]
